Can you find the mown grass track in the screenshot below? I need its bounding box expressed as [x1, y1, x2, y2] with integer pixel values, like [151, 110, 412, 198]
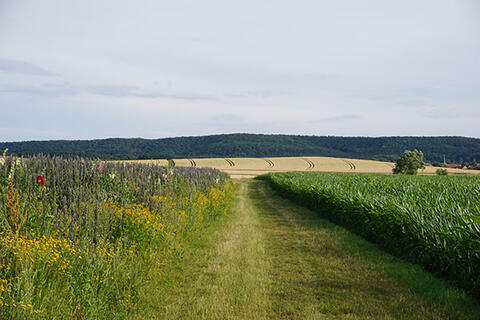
[133, 180, 269, 319]
[134, 179, 480, 319]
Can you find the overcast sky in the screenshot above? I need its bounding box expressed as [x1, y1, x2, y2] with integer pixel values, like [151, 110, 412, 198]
[1, 0, 479, 141]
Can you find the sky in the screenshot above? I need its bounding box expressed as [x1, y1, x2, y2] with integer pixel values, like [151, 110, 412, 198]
[0, 0, 479, 142]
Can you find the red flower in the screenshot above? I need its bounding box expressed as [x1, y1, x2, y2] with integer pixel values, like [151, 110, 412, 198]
[36, 175, 45, 186]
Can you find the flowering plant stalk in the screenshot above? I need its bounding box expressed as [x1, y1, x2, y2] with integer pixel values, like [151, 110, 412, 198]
[0, 155, 234, 319]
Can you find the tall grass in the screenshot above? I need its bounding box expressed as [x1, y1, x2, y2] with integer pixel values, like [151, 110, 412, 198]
[0, 155, 234, 319]
[258, 172, 480, 298]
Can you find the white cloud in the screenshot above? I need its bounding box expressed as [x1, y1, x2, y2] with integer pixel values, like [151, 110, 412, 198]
[0, 0, 479, 141]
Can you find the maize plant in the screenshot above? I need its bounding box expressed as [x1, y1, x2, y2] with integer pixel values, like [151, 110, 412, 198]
[259, 172, 480, 298]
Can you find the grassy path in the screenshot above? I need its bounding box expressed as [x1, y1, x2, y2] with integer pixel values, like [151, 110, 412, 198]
[133, 180, 270, 319]
[161, 179, 270, 319]
[136, 179, 480, 319]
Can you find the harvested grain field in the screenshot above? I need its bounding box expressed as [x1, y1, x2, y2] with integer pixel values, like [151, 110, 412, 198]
[171, 157, 480, 178]
[117, 157, 480, 178]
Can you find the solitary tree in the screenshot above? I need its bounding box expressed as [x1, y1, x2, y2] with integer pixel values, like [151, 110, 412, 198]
[392, 149, 426, 175]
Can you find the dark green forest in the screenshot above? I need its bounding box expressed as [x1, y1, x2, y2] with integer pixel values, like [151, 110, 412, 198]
[1, 134, 479, 163]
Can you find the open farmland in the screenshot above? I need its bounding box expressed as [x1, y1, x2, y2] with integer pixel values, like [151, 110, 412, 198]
[2, 155, 480, 319]
[171, 156, 479, 178]
[259, 172, 480, 298]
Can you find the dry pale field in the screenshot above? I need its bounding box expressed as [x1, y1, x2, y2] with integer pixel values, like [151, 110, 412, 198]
[116, 157, 479, 178]
[167, 157, 480, 179]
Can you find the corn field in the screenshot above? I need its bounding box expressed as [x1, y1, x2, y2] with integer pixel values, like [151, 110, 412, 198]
[259, 172, 480, 298]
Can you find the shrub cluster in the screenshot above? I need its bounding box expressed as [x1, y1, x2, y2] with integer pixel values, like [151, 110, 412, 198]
[258, 172, 480, 298]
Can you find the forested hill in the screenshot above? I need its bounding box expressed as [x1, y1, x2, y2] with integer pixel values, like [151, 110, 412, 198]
[1, 134, 479, 163]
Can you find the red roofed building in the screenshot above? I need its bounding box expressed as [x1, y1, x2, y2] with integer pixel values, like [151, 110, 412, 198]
[448, 164, 462, 169]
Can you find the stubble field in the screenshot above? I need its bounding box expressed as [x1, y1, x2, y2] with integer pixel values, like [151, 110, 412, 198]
[170, 156, 479, 178]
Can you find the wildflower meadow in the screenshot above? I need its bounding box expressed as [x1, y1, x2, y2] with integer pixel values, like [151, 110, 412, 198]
[0, 152, 234, 319]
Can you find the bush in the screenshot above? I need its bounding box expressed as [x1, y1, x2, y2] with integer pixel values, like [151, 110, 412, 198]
[436, 168, 448, 175]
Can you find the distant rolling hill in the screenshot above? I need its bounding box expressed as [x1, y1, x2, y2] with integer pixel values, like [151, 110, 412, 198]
[1, 134, 480, 163]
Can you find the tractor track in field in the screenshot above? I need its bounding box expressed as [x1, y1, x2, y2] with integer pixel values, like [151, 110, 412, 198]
[263, 159, 275, 168]
[224, 158, 235, 167]
[188, 159, 197, 167]
[343, 160, 356, 170]
[302, 158, 315, 170]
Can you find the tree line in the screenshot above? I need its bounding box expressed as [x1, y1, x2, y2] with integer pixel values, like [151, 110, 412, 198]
[1, 134, 479, 163]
